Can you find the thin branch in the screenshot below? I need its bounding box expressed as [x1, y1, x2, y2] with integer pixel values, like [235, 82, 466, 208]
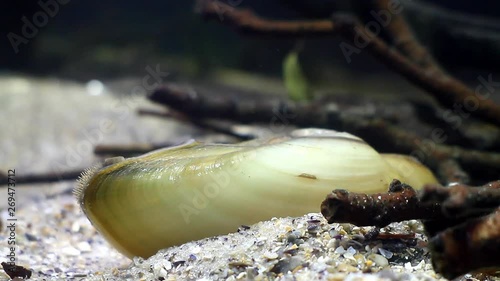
[196, 0, 335, 37]
[435, 159, 469, 184]
[404, 180, 500, 280]
[427, 207, 500, 279]
[150, 84, 293, 123]
[0, 170, 83, 185]
[420, 181, 500, 219]
[374, 0, 442, 73]
[320, 180, 443, 227]
[138, 107, 252, 140]
[94, 143, 175, 156]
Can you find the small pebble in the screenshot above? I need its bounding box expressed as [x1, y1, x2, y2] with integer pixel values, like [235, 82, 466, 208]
[76, 241, 91, 252]
[327, 239, 337, 249]
[191, 246, 201, 254]
[334, 246, 346, 255]
[61, 246, 80, 256]
[378, 248, 394, 259]
[203, 253, 214, 261]
[270, 256, 303, 274]
[25, 233, 38, 241]
[163, 261, 173, 270]
[263, 252, 278, 260]
[284, 243, 299, 254]
[329, 228, 341, 239]
[172, 260, 186, 268]
[404, 262, 413, 270]
[307, 220, 321, 236]
[153, 263, 168, 278]
[343, 246, 357, 260]
[413, 260, 425, 270]
[377, 269, 398, 280]
[337, 263, 358, 273]
[369, 254, 389, 267]
[71, 221, 81, 232]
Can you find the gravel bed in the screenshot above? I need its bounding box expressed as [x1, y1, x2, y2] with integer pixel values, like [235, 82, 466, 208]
[0, 182, 453, 281]
[0, 182, 129, 280]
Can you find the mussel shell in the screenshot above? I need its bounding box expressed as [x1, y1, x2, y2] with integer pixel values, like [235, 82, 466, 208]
[76, 129, 438, 258]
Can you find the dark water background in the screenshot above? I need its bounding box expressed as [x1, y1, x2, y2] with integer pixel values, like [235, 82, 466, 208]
[3, 1, 500, 82]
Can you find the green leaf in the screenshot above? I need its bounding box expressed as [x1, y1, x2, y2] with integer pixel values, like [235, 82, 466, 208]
[283, 49, 311, 101]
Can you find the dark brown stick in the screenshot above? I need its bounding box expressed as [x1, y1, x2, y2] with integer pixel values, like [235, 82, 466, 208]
[374, 0, 442, 73]
[320, 180, 443, 227]
[435, 159, 469, 184]
[138, 107, 252, 140]
[0, 170, 83, 185]
[196, 0, 335, 37]
[420, 181, 500, 237]
[94, 143, 174, 156]
[150, 84, 294, 123]
[420, 181, 500, 219]
[427, 208, 500, 279]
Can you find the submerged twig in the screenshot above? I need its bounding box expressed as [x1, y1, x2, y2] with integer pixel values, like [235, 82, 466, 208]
[320, 180, 442, 227]
[373, 0, 442, 73]
[0, 170, 83, 185]
[435, 159, 469, 184]
[420, 181, 500, 219]
[138, 107, 252, 140]
[427, 207, 500, 279]
[94, 143, 175, 157]
[196, 0, 335, 37]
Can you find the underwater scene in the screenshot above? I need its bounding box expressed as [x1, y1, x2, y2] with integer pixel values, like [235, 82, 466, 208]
[1, 1, 500, 280]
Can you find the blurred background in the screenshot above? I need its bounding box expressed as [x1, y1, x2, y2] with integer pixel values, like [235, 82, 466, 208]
[3, 0, 500, 82]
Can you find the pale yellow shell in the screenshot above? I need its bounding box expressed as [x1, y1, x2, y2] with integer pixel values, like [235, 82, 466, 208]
[75, 128, 438, 258]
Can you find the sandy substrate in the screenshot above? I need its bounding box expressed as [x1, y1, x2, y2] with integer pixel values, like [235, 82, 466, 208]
[0, 181, 453, 281]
